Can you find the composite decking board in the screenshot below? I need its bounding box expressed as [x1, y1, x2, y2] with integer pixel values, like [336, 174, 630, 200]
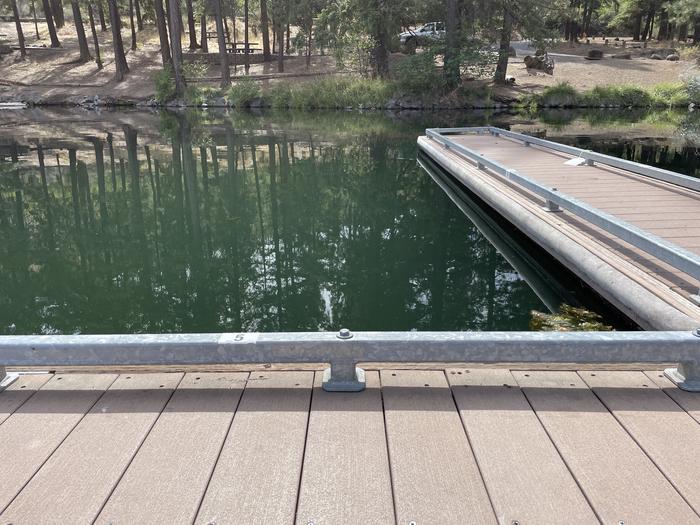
[0, 374, 52, 426]
[513, 371, 700, 525]
[453, 135, 700, 240]
[0, 373, 182, 525]
[580, 370, 700, 514]
[0, 373, 117, 513]
[646, 371, 700, 425]
[446, 369, 598, 525]
[95, 373, 248, 525]
[294, 371, 395, 525]
[195, 371, 314, 525]
[380, 370, 496, 525]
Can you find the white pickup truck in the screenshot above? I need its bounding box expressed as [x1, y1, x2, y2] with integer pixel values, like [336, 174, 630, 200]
[399, 22, 446, 52]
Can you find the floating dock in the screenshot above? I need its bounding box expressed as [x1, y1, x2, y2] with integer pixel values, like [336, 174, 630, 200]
[418, 127, 700, 330]
[1, 367, 700, 524]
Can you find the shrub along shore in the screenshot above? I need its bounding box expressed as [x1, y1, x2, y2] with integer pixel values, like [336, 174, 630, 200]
[151, 73, 700, 111]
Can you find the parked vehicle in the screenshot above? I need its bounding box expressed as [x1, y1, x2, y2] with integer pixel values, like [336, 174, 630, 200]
[399, 22, 446, 52]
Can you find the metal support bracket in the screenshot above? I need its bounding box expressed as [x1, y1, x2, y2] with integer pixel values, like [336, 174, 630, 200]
[0, 366, 19, 392]
[689, 289, 700, 306]
[321, 329, 366, 392]
[322, 365, 366, 392]
[665, 329, 700, 391]
[664, 362, 700, 392]
[542, 199, 563, 213]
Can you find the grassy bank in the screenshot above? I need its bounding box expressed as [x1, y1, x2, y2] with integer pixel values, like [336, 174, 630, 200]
[159, 73, 700, 111]
[522, 81, 697, 110]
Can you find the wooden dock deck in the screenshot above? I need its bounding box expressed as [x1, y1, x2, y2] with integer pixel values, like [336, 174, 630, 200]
[1, 368, 699, 524]
[418, 129, 700, 330]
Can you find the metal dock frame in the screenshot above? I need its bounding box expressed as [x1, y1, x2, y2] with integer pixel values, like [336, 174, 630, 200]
[1, 329, 700, 392]
[425, 126, 700, 304]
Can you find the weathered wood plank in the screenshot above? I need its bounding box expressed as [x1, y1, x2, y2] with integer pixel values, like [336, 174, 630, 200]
[96, 373, 248, 525]
[195, 371, 313, 525]
[295, 371, 394, 525]
[580, 370, 700, 514]
[448, 368, 598, 524]
[381, 370, 496, 525]
[0, 373, 117, 513]
[0, 373, 181, 524]
[0, 374, 52, 426]
[646, 371, 700, 425]
[513, 371, 699, 524]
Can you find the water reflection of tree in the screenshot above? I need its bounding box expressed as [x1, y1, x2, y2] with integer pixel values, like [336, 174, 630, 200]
[0, 115, 542, 335]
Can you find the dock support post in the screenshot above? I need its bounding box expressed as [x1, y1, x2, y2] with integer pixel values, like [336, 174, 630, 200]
[0, 366, 19, 392]
[665, 329, 700, 392]
[322, 329, 366, 392]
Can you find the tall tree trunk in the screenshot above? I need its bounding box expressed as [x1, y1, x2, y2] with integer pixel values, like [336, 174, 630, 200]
[50, 0, 64, 27]
[31, 0, 40, 39]
[200, 12, 208, 52]
[72, 0, 92, 62]
[632, 13, 642, 41]
[371, 1, 389, 78]
[494, 3, 513, 84]
[186, 0, 199, 48]
[88, 4, 102, 68]
[305, 19, 312, 68]
[128, 0, 137, 49]
[277, 22, 283, 72]
[693, 18, 700, 45]
[641, 6, 655, 41]
[108, 0, 129, 80]
[10, 0, 26, 58]
[444, 0, 460, 88]
[154, 0, 171, 66]
[244, 0, 249, 72]
[97, 1, 107, 31]
[168, 0, 186, 96]
[657, 8, 669, 40]
[260, 0, 270, 60]
[285, 23, 290, 53]
[213, 0, 230, 86]
[134, 0, 143, 30]
[42, 0, 61, 47]
[678, 23, 688, 42]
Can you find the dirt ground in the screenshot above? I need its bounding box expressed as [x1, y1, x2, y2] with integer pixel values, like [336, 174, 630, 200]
[0, 19, 698, 104]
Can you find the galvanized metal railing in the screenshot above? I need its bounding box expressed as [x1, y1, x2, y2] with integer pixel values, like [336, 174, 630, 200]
[1, 329, 700, 392]
[425, 127, 700, 304]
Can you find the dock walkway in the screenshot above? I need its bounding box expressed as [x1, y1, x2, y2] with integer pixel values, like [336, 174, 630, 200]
[1, 368, 700, 524]
[418, 128, 700, 330]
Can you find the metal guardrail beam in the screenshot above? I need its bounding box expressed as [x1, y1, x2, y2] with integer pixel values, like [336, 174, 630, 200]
[1, 330, 699, 392]
[425, 127, 700, 299]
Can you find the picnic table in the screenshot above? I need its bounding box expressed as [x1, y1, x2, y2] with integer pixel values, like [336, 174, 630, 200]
[225, 42, 261, 54]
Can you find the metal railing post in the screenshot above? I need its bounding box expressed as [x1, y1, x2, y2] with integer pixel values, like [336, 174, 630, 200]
[322, 329, 366, 392]
[665, 329, 700, 392]
[0, 366, 19, 391]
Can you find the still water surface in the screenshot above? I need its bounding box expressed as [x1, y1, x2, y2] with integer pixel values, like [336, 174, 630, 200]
[0, 108, 698, 334]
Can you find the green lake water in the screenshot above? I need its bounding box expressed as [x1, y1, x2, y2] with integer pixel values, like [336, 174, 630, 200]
[1, 108, 698, 335]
